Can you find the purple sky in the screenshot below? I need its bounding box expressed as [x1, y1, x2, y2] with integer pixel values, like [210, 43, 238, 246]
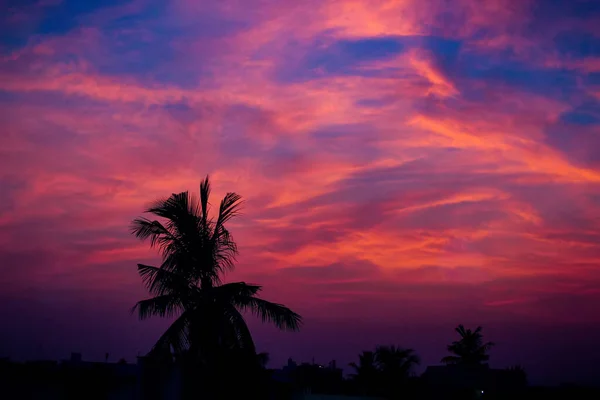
[1, 0, 600, 386]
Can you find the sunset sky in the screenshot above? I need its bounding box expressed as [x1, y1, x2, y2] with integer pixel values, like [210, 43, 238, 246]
[1, 0, 600, 385]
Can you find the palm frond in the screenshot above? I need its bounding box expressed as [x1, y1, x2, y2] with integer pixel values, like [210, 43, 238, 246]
[234, 295, 302, 332]
[132, 294, 182, 320]
[137, 264, 191, 296]
[456, 324, 467, 337]
[130, 217, 194, 268]
[150, 310, 192, 356]
[213, 192, 244, 236]
[200, 175, 211, 224]
[146, 192, 189, 219]
[209, 191, 243, 274]
[213, 282, 263, 299]
[222, 304, 256, 353]
[146, 192, 203, 252]
[130, 218, 174, 247]
[213, 226, 238, 272]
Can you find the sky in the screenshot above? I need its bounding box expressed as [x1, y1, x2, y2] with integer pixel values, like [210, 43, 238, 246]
[1, 0, 600, 386]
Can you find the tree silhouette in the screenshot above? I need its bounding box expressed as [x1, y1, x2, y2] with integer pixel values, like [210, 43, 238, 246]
[349, 350, 377, 379]
[376, 345, 420, 398]
[130, 176, 301, 396]
[441, 325, 494, 366]
[349, 350, 378, 394]
[349, 346, 419, 397]
[375, 345, 420, 378]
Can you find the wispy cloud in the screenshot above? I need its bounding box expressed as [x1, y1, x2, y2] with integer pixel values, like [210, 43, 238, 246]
[1, 0, 600, 378]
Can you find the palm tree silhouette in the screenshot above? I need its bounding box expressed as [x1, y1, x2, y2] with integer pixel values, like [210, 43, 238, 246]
[441, 325, 494, 366]
[130, 176, 301, 391]
[375, 345, 420, 378]
[349, 350, 377, 379]
[349, 350, 378, 394]
[349, 346, 419, 396]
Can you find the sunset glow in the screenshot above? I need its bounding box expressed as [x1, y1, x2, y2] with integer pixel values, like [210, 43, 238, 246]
[1, 0, 600, 385]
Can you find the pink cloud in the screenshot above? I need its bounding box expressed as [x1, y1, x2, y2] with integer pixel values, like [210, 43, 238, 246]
[1, 0, 600, 382]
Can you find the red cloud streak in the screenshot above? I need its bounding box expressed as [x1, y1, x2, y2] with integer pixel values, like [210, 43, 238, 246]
[1, 0, 600, 385]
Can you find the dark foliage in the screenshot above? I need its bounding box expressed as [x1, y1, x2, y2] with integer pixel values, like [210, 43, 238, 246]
[130, 176, 302, 398]
[441, 325, 494, 366]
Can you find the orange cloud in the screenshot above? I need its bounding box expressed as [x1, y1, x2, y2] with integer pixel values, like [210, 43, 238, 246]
[2, 0, 600, 375]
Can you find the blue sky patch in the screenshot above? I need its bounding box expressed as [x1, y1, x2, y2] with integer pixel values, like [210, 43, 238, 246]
[279, 35, 461, 83]
[559, 100, 600, 125]
[301, 36, 405, 75]
[554, 32, 600, 59]
[560, 111, 600, 126]
[436, 50, 579, 102]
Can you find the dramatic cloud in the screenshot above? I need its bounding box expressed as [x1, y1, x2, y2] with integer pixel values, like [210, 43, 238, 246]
[1, 0, 600, 385]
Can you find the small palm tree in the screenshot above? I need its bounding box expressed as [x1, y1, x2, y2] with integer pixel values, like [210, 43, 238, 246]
[441, 325, 494, 366]
[349, 350, 379, 394]
[375, 345, 420, 378]
[349, 350, 378, 380]
[346, 346, 418, 398]
[130, 176, 302, 367]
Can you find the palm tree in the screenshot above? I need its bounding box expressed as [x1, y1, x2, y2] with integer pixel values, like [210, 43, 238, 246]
[349, 350, 379, 394]
[130, 176, 301, 386]
[349, 347, 419, 397]
[349, 350, 378, 379]
[441, 325, 494, 366]
[375, 345, 420, 379]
